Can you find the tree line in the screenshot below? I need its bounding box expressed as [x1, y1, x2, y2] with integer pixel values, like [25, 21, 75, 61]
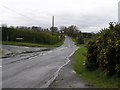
[60, 25, 94, 44]
[1, 24, 93, 45]
[2, 25, 62, 45]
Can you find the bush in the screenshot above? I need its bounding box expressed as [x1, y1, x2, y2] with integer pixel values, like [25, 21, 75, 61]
[86, 23, 120, 76]
[77, 35, 84, 44]
[86, 40, 98, 71]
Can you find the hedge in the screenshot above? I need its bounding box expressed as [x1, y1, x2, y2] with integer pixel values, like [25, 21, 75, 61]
[86, 23, 120, 76]
[2, 27, 60, 45]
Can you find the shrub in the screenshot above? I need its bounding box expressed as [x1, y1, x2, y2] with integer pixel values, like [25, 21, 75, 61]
[86, 39, 98, 71]
[86, 23, 120, 76]
[77, 35, 84, 44]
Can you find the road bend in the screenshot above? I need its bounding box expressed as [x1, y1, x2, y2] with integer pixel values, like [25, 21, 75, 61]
[2, 36, 78, 88]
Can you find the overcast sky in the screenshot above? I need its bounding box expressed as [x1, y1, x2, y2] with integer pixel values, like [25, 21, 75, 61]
[0, 0, 120, 32]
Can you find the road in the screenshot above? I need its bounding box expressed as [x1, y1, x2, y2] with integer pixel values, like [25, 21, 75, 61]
[1, 45, 50, 58]
[2, 36, 78, 88]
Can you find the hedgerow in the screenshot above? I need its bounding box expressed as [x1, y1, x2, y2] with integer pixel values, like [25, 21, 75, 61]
[86, 23, 120, 76]
[2, 27, 60, 45]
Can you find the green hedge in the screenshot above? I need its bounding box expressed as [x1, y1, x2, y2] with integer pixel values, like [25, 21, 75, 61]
[2, 27, 60, 45]
[86, 23, 120, 76]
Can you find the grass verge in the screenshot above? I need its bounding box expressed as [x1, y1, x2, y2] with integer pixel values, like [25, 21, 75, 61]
[72, 46, 120, 88]
[72, 38, 77, 43]
[72, 38, 86, 47]
[1, 39, 64, 48]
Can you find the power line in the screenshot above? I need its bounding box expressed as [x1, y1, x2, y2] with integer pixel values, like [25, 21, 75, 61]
[0, 4, 46, 25]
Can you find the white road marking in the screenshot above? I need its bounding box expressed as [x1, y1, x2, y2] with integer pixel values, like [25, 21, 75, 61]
[24, 47, 29, 48]
[0, 66, 2, 68]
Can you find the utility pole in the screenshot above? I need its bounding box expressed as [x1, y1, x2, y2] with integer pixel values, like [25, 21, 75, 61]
[118, 1, 120, 23]
[52, 16, 54, 27]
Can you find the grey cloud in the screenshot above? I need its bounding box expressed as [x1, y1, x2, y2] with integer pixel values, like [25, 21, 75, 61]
[0, 0, 119, 32]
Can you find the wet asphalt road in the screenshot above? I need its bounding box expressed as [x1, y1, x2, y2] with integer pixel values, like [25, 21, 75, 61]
[1, 45, 49, 58]
[2, 37, 78, 88]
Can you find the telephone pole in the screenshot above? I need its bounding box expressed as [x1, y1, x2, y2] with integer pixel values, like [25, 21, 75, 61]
[118, 1, 120, 23]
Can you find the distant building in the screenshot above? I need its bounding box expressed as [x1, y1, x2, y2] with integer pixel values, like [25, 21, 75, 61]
[118, 1, 120, 23]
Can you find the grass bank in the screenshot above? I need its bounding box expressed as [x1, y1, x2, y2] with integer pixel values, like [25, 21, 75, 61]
[1, 39, 64, 48]
[72, 46, 120, 88]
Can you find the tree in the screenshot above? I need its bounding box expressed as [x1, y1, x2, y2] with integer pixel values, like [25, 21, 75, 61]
[65, 25, 79, 38]
[50, 27, 58, 33]
[60, 26, 68, 34]
[31, 26, 43, 32]
[77, 34, 84, 44]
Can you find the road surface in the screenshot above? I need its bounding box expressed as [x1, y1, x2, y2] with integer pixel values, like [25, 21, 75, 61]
[2, 36, 78, 88]
[1, 45, 50, 58]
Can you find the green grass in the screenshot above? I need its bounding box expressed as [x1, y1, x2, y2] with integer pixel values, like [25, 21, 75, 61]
[1, 39, 64, 48]
[51, 39, 65, 47]
[72, 38, 77, 43]
[72, 46, 120, 88]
